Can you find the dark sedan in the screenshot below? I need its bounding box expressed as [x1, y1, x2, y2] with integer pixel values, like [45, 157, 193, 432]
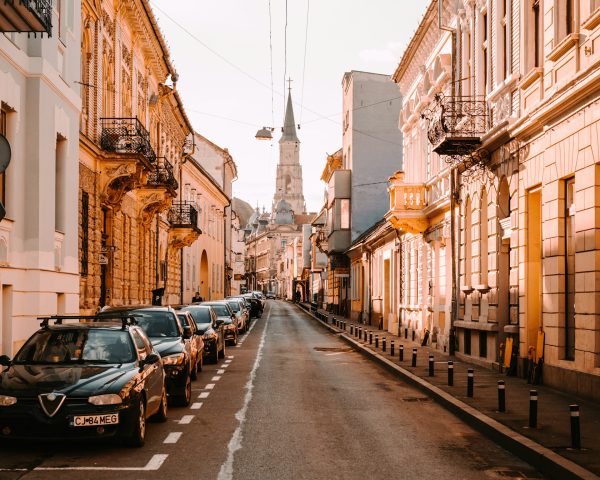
[0, 317, 166, 447]
[176, 311, 204, 379]
[180, 305, 225, 364]
[203, 301, 239, 346]
[99, 306, 193, 407]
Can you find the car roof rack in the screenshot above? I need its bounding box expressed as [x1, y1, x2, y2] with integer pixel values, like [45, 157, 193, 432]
[38, 314, 138, 330]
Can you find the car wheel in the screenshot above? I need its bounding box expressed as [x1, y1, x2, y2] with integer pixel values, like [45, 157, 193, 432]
[209, 343, 219, 364]
[175, 374, 192, 407]
[151, 387, 168, 423]
[125, 398, 146, 447]
[190, 355, 198, 381]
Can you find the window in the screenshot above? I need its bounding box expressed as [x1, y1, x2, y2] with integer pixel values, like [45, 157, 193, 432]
[480, 190, 488, 285]
[482, 12, 488, 93]
[81, 191, 89, 276]
[555, 0, 575, 42]
[500, 0, 511, 79]
[340, 199, 350, 230]
[0, 108, 6, 207]
[464, 329, 472, 355]
[534, 0, 542, 68]
[55, 136, 67, 232]
[479, 331, 487, 358]
[464, 197, 472, 286]
[565, 178, 575, 360]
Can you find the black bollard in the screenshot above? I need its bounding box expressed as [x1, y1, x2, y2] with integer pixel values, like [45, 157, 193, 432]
[411, 348, 417, 367]
[498, 381, 506, 412]
[356, 326, 359, 339]
[399, 344, 404, 361]
[448, 361, 454, 386]
[343, 321, 346, 331]
[375, 335, 379, 348]
[412, 330, 416, 341]
[359, 327, 362, 340]
[404, 328, 408, 339]
[369, 332, 373, 344]
[350, 325, 354, 335]
[529, 390, 538, 428]
[428, 355, 434, 377]
[570, 405, 581, 449]
[390, 340, 395, 356]
[467, 368, 474, 397]
[382, 337, 386, 352]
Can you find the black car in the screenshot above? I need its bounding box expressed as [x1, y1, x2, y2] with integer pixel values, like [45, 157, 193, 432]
[100, 306, 193, 407]
[0, 316, 166, 447]
[203, 301, 239, 346]
[181, 305, 225, 364]
[242, 294, 263, 319]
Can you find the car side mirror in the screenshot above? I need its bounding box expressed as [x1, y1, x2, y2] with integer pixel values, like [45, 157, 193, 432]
[143, 353, 160, 366]
[0, 355, 11, 366]
[183, 326, 192, 339]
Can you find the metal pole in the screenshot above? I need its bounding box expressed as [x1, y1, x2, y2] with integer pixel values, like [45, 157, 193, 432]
[428, 355, 434, 377]
[369, 332, 373, 344]
[570, 404, 581, 449]
[375, 335, 379, 349]
[411, 348, 417, 367]
[390, 340, 395, 356]
[448, 361, 454, 386]
[467, 368, 474, 397]
[382, 337, 386, 352]
[399, 344, 404, 361]
[529, 390, 537, 428]
[498, 380, 506, 412]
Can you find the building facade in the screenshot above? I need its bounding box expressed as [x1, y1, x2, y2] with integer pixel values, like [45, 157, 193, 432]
[78, 0, 193, 312]
[0, 1, 81, 355]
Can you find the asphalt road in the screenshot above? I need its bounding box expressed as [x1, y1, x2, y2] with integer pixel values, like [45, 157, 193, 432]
[0, 300, 543, 480]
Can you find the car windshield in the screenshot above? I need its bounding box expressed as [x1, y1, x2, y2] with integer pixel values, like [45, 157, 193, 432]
[227, 301, 240, 312]
[181, 307, 212, 330]
[14, 329, 135, 364]
[130, 311, 179, 338]
[206, 304, 230, 316]
[176, 314, 189, 329]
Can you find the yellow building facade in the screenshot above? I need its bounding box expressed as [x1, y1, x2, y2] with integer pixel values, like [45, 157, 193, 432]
[78, 0, 193, 312]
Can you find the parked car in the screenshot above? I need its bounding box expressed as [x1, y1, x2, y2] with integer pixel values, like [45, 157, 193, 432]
[228, 296, 253, 319]
[225, 298, 248, 333]
[252, 291, 266, 308]
[175, 311, 204, 380]
[202, 301, 239, 346]
[242, 294, 263, 319]
[99, 306, 193, 407]
[180, 305, 225, 364]
[0, 316, 166, 447]
[265, 291, 276, 299]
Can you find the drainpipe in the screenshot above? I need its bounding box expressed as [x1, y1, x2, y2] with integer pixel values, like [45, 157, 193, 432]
[439, 0, 458, 355]
[367, 247, 373, 326]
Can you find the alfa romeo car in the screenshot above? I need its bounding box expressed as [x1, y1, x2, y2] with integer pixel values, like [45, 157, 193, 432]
[0, 316, 167, 447]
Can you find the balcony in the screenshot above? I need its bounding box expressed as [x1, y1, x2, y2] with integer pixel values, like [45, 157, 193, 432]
[0, 0, 52, 36]
[146, 157, 178, 195]
[426, 94, 488, 156]
[385, 171, 429, 234]
[100, 118, 156, 167]
[168, 202, 201, 248]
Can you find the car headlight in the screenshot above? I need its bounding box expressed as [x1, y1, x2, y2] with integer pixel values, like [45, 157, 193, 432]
[162, 353, 186, 366]
[0, 395, 17, 406]
[88, 394, 122, 406]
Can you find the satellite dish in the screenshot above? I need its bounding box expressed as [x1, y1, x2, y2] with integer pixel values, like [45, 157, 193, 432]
[0, 135, 11, 173]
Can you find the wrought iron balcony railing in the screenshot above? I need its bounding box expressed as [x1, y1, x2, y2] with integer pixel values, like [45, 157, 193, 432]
[168, 202, 200, 232]
[0, 0, 52, 35]
[147, 157, 178, 191]
[426, 94, 488, 156]
[100, 118, 156, 166]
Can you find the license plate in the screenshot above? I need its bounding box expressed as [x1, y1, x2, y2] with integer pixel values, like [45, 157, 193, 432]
[71, 414, 119, 427]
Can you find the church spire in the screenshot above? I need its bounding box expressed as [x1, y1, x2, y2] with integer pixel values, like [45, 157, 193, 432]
[280, 83, 299, 143]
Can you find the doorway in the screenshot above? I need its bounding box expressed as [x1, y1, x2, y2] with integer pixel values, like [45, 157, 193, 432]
[526, 188, 542, 354]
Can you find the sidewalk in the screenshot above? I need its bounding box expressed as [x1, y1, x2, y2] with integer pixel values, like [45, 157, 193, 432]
[297, 303, 600, 480]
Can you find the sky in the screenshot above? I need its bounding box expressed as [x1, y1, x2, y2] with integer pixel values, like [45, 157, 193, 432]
[151, 0, 429, 214]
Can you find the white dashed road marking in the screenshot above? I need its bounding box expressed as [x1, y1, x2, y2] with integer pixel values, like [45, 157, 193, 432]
[191, 402, 203, 410]
[163, 432, 182, 444]
[32, 454, 169, 472]
[212, 376, 221, 381]
[205, 383, 215, 390]
[227, 356, 234, 359]
[177, 415, 195, 425]
[217, 369, 225, 374]
[198, 392, 210, 399]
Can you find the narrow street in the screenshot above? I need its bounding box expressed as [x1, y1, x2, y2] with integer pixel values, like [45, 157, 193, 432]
[0, 301, 542, 480]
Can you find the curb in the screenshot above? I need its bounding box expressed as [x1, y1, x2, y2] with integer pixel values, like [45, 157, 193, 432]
[297, 305, 599, 480]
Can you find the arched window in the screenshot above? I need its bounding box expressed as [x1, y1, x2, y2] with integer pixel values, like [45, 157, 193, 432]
[480, 188, 488, 285]
[464, 196, 472, 286]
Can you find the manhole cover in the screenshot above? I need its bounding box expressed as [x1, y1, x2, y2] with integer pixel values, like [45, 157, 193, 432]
[314, 347, 353, 353]
[402, 397, 430, 402]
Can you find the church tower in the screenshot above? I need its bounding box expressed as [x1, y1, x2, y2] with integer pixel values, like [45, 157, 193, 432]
[272, 87, 306, 215]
